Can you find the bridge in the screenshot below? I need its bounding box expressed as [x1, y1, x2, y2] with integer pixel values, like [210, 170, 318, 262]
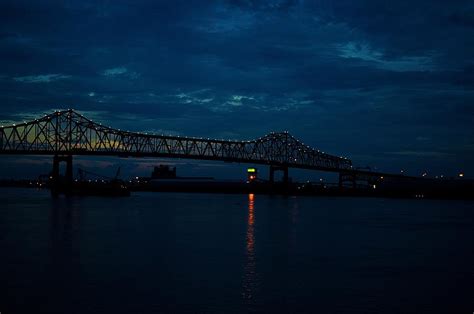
[0, 109, 406, 191]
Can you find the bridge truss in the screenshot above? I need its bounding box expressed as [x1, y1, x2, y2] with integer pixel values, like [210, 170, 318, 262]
[0, 109, 352, 172]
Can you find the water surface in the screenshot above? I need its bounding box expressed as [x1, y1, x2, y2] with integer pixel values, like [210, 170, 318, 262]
[1, 188, 473, 313]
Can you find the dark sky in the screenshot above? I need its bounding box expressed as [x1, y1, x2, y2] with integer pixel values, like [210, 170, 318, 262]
[0, 0, 473, 179]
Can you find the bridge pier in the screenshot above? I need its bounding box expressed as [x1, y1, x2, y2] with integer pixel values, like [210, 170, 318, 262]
[269, 165, 289, 185]
[339, 171, 356, 189]
[51, 154, 73, 197]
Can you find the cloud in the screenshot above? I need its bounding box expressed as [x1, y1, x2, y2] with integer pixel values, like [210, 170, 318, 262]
[338, 42, 435, 72]
[13, 73, 71, 83]
[101, 66, 140, 79]
[102, 66, 128, 76]
[208, 93, 316, 113]
[227, 95, 254, 106]
[209, 94, 257, 112]
[173, 89, 215, 105]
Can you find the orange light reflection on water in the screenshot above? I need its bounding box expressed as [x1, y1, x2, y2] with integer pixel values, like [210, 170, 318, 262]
[242, 193, 257, 302]
[247, 193, 255, 251]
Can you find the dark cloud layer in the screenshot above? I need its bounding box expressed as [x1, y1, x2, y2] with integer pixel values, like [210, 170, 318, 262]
[0, 0, 473, 178]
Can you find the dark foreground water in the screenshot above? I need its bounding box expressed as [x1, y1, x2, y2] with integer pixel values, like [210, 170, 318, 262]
[1, 188, 473, 314]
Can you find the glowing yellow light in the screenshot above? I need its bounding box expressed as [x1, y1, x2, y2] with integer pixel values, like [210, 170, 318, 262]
[459, 173, 464, 177]
[247, 168, 256, 173]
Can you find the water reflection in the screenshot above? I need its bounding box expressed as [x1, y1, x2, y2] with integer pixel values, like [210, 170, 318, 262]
[242, 193, 257, 305]
[289, 199, 299, 247]
[48, 198, 81, 300]
[247, 193, 255, 252]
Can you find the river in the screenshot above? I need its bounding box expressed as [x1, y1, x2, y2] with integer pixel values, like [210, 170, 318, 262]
[1, 188, 472, 313]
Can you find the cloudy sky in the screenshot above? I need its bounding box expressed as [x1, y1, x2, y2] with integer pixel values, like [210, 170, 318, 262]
[0, 0, 473, 179]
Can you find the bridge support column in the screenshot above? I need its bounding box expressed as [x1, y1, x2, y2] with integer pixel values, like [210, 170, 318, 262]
[269, 165, 289, 185]
[51, 154, 73, 197]
[339, 171, 356, 190]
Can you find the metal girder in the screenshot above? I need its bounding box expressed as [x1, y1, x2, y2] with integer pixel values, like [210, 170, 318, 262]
[0, 109, 352, 171]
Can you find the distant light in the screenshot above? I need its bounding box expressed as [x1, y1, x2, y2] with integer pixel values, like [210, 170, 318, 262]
[247, 168, 256, 173]
[422, 172, 427, 177]
[459, 173, 464, 178]
[373, 184, 377, 189]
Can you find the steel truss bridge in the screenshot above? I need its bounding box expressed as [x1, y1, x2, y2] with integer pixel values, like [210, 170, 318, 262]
[0, 109, 352, 169]
[0, 109, 406, 188]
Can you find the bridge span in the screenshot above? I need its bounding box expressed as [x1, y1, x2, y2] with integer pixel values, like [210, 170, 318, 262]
[0, 109, 408, 190]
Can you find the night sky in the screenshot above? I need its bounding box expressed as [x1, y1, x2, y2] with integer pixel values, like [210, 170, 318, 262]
[1, 0, 473, 179]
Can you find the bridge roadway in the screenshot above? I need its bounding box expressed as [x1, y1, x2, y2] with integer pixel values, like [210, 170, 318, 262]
[0, 109, 413, 187]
